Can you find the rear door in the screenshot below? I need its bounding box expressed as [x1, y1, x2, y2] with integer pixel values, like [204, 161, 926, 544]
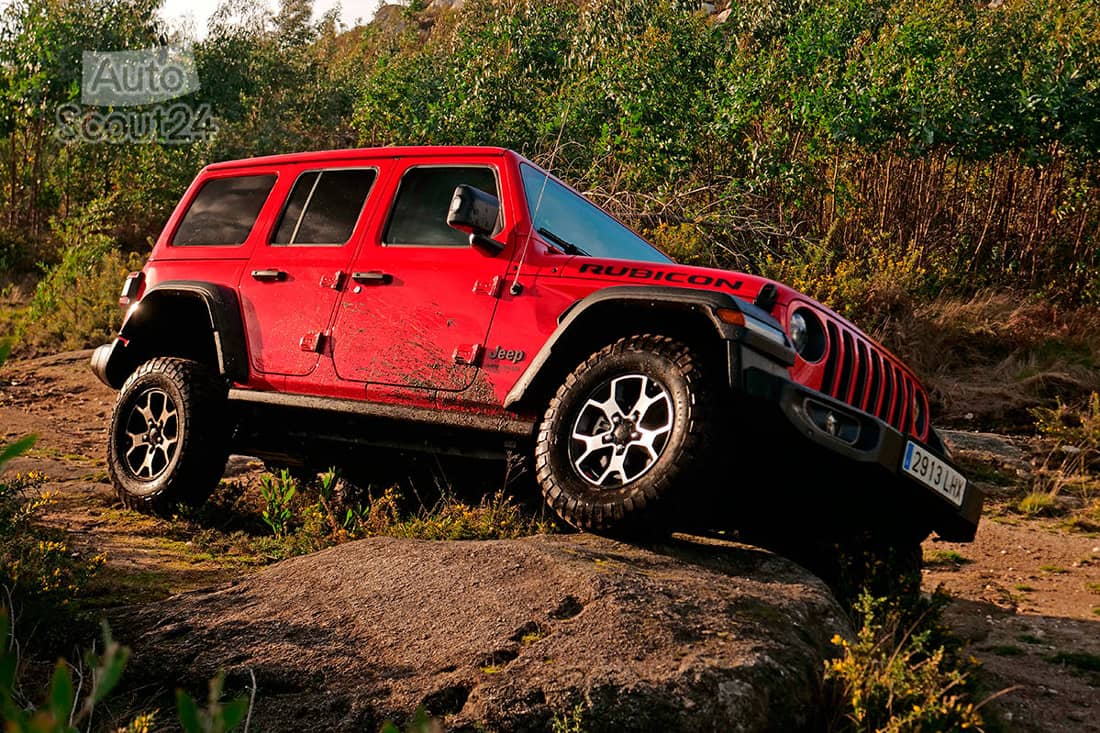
[238, 165, 379, 376]
[331, 160, 514, 392]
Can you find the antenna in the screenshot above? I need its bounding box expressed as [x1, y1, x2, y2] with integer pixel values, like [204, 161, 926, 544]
[509, 103, 571, 297]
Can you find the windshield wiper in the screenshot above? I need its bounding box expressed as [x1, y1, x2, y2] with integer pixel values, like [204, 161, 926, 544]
[537, 227, 587, 256]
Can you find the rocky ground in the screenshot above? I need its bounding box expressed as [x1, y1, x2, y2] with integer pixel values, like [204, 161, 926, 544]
[1, 350, 1099, 730]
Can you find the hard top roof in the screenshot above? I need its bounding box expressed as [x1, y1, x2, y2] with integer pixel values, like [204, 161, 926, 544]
[204, 146, 516, 172]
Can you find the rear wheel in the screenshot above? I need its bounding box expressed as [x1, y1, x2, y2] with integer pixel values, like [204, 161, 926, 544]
[535, 334, 717, 534]
[108, 357, 230, 513]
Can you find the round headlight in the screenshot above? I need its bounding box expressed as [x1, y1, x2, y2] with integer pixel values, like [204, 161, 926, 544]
[789, 312, 808, 353]
[789, 307, 826, 362]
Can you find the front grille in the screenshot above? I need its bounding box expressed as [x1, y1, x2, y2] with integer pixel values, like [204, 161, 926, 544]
[819, 320, 922, 437]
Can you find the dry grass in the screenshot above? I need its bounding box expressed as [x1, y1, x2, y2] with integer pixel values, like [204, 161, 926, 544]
[878, 293, 1100, 432]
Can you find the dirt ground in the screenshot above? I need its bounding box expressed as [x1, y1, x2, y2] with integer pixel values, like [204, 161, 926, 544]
[2, 350, 1099, 731]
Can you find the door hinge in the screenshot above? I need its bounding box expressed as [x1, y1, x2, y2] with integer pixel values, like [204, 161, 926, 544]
[452, 344, 483, 366]
[319, 270, 345, 290]
[300, 332, 325, 353]
[472, 276, 503, 298]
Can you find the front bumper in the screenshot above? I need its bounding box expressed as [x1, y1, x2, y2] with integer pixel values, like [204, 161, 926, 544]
[740, 364, 983, 542]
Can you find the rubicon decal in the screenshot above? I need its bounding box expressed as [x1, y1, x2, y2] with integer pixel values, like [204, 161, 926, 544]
[576, 263, 743, 291]
[488, 345, 526, 363]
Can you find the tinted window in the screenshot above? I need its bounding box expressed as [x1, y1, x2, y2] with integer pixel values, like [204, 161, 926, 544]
[172, 174, 276, 246]
[521, 164, 670, 264]
[384, 166, 498, 246]
[272, 169, 377, 246]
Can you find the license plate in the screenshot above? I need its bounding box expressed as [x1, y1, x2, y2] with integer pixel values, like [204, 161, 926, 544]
[902, 441, 966, 506]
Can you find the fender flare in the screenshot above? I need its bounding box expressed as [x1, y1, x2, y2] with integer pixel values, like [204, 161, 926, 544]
[93, 281, 248, 388]
[503, 285, 793, 410]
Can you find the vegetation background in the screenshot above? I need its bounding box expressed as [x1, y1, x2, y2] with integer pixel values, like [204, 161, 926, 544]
[3, 0, 1100, 428]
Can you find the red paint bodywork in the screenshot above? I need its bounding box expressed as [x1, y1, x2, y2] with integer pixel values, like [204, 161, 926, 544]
[131, 146, 930, 440]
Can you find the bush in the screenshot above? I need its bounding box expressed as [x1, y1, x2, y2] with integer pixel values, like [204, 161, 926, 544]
[1, 339, 104, 631]
[18, 198, 141, 355]
[250, 468, 551, 560]
[825, 591, 986, 732]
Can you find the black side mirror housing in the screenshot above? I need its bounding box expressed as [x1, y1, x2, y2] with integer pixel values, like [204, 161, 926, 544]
[447, 184, 503, 256]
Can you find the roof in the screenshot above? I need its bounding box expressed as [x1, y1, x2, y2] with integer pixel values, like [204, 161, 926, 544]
[204, 146, 514, 171]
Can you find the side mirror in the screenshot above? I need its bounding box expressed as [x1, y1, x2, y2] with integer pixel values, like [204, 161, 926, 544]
[447, 184, 503, 256]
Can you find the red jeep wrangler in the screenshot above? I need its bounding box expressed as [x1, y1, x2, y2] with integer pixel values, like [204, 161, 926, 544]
[91, 146, 981, 564]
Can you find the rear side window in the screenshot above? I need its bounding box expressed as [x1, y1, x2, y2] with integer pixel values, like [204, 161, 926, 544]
[272, 168, 378, 246]
[171, 174, 276, 246]
[383, 166, 498, 246]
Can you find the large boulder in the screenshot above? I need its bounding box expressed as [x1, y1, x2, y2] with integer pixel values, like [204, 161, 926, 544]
[121, 534, 849, 732]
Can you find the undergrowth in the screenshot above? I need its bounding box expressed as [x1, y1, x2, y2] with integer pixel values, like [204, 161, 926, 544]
[825, 590, 991, 732]
[1, 340, 104, 646]
[188, 468, 553, 563]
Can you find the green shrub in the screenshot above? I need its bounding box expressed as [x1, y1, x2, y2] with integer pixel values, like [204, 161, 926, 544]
[0, 604, 248, 733]
[825, 592, 985, 732]
[1015, 491, 1060, 517]
[1, 339, 103, 626]
[19, 198, 142, 355]
[258, 469, 298, 539]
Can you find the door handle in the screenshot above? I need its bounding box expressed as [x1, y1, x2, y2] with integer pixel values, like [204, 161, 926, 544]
[352, 271, 393, 285]
[251, 269, 287, 282]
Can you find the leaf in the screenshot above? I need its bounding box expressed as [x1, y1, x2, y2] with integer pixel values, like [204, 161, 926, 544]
[49, 660, 75, 724]
[218, 696, 249, 731]
[0, 434, 37, 469]
[93, 644, 130, 704]
[177, 689, 203, 733]
[0, 340, 10, 366]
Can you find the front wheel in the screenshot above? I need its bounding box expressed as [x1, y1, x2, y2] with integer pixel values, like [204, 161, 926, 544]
[107, 357, 230, 513]
[534, 334, 717, 534]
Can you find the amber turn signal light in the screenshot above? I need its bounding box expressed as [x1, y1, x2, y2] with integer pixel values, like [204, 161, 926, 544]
[716, 308, 745, 326]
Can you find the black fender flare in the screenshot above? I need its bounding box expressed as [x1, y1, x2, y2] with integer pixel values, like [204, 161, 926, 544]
[503, 285, 793, 411]
[92, 281, 248, 389]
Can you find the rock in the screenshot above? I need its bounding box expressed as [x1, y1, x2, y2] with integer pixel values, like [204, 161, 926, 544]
[120, 534, 849, 732]
[427, 0, 465, 9]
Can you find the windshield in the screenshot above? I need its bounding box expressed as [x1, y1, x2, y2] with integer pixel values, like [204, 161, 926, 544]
[520, 163, 672, 264]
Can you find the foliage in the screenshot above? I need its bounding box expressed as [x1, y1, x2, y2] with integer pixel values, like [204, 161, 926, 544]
[258, 469, 297, 538]
[176, 672, 249, 733]
[2, 336, 105, 626]
[3, 0, 1100, 356]
[0, 602, 247, 733]
[17, 198, 142, 355]
[825, 591, 985, 732]
[1017, 392, 1100, 526]
[254, 466, 550, 559]
[0, 610, 130, 733]
[0, 468, 105, 635]
[551, 704, 586, 733]
[380, 706, 441, 733]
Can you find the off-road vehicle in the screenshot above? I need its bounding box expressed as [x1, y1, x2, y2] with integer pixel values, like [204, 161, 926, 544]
[91, 146, 982, 571]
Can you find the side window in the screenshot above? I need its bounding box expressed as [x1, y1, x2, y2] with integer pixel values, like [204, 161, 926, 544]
[383, 166, 498, 246]
[172, 174, 276, 246]
[272, 168, 377, 246]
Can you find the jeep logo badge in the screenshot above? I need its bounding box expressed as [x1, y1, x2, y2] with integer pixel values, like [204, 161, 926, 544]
[488, 345, 525, 364]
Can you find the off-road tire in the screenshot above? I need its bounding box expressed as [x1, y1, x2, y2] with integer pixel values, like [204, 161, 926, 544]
[535, 334, 716, 534]
[108, 357, 230, 513]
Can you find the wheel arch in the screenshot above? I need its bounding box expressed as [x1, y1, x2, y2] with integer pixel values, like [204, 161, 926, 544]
[504, 286, 741, 415]
[95, 281, 248, 389]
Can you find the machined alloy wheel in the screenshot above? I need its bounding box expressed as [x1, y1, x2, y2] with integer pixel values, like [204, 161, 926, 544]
[122, 388, 180, 480]
[108, 357, 230, 513]
[569, 373, 674, 488]
[536, 334, 718, 534]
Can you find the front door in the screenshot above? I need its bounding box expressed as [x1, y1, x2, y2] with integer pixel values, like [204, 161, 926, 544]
[238, 166, 379, 376]
[331, 163, 512, 391]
